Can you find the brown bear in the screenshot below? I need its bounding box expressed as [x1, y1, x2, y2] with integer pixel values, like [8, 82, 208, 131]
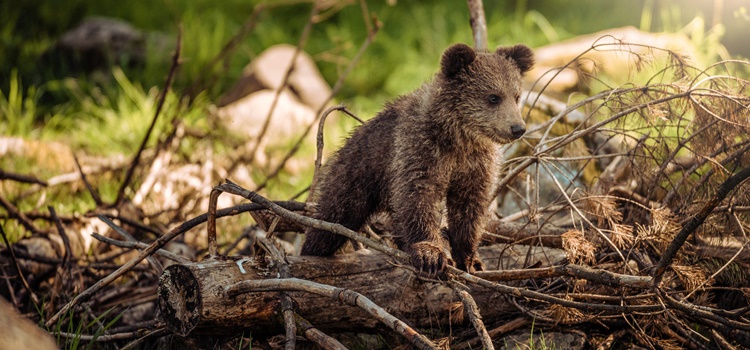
[301, 43, 534, 274]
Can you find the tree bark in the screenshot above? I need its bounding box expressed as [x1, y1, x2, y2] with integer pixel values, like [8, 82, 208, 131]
[157, 243, 565, 336]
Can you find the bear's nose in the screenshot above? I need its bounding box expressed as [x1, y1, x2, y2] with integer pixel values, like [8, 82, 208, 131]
[510, 124, 526, 139]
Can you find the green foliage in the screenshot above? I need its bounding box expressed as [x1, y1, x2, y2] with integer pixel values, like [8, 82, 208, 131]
[52, 306, 123, 350]
[0, 70, 40, 137]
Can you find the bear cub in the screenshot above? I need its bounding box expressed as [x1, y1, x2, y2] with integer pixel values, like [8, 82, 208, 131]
[301, 43, 534, 274]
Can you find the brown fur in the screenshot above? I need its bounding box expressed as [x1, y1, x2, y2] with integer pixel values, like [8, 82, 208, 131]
[301, 43, 534, 274]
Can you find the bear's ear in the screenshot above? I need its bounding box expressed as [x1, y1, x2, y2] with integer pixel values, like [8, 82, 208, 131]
[496, 44, 534, 74]
[441, 43, 476, 78]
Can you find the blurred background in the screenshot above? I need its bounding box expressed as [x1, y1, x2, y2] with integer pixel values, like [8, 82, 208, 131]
[2, 4, 750, 347]
[4, 0, 749, 110]
[1, 0, 749, 216]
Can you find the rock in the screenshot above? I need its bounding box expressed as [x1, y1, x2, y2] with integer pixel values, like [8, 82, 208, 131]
[217, 89, 316, 142]
[40, 17, 145, 74]
[528, 26, 700, 93]
[216, 89, 317, 167]
[219, 44, 331, 111]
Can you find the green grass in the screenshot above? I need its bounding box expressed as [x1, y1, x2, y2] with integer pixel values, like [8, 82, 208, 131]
[52, 306, 123, 350]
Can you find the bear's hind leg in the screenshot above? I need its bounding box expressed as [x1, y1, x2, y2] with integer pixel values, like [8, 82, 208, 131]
[300, 181, 376, 256]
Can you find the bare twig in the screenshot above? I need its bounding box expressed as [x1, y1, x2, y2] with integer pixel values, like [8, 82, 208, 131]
[449, 279, 494, 350]
[653, 165, 750, 285]
[295, 314, 348, 350]
[55, 327, 167, 342]
[309, 104, 363, 201]
[475, 264, 651, 288]
[45, 200, 304, 328]
[49, 206, 73, 266]
[88, 213, 163, 237]
[453, 267, 661, 313]
[73, 152, 102, 206]
[0, 224, 39, 305]
[0, 195, 38, 234]
[711, 328, 738, 350]
[220, 180, 662, 315]
[91, 233, 190, 264]
[655, 288, 750, 347]
[97, 215, 164, 273]
[225, 278, 438, 350]
[115, 25, 182, 206]
[0, 168, 47, 186]
[255, 235, 296, 350]
[219, 180, 403, 258]
[207, 187, 221, 257]
[1, 265, 18, 306]
[454, 317, 529, 350]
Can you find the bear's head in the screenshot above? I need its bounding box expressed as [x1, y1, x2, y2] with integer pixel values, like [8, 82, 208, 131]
[438, 43, 534, 144]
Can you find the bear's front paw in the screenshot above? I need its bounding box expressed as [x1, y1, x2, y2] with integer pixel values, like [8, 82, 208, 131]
[407, 241, 454, 276]
[455, 253, 484, 274]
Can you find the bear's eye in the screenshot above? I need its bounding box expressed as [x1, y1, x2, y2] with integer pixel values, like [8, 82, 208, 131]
[488, 94, 501, 105]
[515, 94, 521, 103]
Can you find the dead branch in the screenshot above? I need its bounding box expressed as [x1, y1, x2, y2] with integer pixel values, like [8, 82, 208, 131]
[0, 194, 39, 234]
[217, 180, 659, 315]
[309, 104, 363, 201]
[0, 224, 39, 305]
[90, 233, 189, 264]
[0, 168, 47, 186]
[98, 215, 164, 273]
[49, 206, 73, 266]
[449, 279, 494, 350]
[476, 264, 651, 288]
[257, 234, 297, 350]
[207, 187, 221, 257]
[226, 278, 438, 350]
[73, 152, 102, 206]
[115, 25, 182, 206]
[219, 180, 403, 258]
[295, 314, 348, 350]
[653, 165, 750, 284]
[44, 200, 304, 328]
[156, 244, 559, 335]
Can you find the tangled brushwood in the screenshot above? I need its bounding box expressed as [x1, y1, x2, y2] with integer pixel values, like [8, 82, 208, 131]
[2, 34, 750, 350]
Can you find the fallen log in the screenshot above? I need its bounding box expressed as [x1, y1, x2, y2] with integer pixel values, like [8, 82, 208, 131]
[157, 243, 565, 337]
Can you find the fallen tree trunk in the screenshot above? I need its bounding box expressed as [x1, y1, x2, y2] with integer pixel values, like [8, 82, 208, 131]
[157, 243, 565, 336]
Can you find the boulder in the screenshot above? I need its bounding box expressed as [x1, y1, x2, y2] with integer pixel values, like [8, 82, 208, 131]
[216, 88, 317, 167]
[217, 89, 316, 143]
[40, 17, 145, 74]
[219, 44, 331, 111]
[528, 26, 700, 92]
